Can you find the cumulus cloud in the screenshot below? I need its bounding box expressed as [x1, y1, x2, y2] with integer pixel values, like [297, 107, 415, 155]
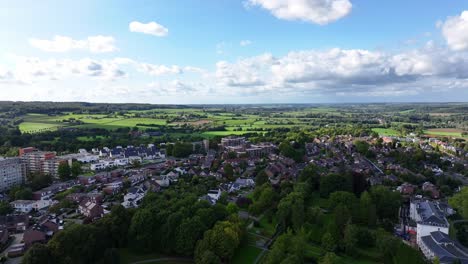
[240, 40, 252, 46]
[138, 63, 205, 76]
[29, 35, 117, 53]
[129, 21, 168, 37]
[441, 11, 468, 51]
[246, 0, 352, 25]
[216, 53, 275, 87]
[214, 44, 468, 97]
[6, 56, 130, 83]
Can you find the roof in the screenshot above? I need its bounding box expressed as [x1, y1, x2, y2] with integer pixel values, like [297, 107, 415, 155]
[421, 231, 468, 264]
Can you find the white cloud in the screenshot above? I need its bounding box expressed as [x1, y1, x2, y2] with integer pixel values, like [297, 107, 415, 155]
[139, 63, 182, 76]
[246, 0, 352, 25]
[129, 21, 168, 37]
[214, 44, 468, 97]
[29, 35, 117, 53]
[216, 53, 274, 87]
[7, 56, 130, 83]
[441, 11, 468, 51]
[240, 40, 252, 46]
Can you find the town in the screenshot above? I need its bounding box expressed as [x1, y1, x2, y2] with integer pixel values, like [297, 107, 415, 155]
[0, 128, 467, 263]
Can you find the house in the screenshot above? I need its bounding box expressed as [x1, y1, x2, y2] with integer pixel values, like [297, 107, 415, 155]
[398, 183, 416, 195]
[79, 176, 96, 185]
[410, 200, 454, 247]
[23, 229, 46, 248]
[10, 200, 53, 213]
[229, 178, 255, 193]
[419, 231, 468, 264]
[143, 180, 161, 192]
[154, 176, 170, 187]
[121, 186, 147, 208]
[79, 201, 104, 219]
[422, 182, 440, 199]
[0, 215, 29, 232]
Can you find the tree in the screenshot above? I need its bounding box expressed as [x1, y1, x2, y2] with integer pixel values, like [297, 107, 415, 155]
[255, 170, 269, 186]
[370, 186, 401, 222]
[223, 163, 234, 181]
[58, 162, 71, 180]
[226, 203, 239, 215]
[70, 161, 82, 178]
[264, 231, 305, 264]
[449, 187, 468, 219]
[319, 252, 340, 264]
[48, 224, 107, 264]
[359, 191, 377, 228]
[354, 140, 370, 156]
[197, 250, 220, 264]
[277, 191, 305, 232]
[320, 174, 352, 197]
[21, 243, 52, 264]
[0, 201, 13, 216]
[321, 232, 337, 252]
[194, 218, 242, 263]
[343, 224, 358, 256]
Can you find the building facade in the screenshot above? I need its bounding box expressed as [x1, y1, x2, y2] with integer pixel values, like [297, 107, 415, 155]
[0, 157, 25, 191]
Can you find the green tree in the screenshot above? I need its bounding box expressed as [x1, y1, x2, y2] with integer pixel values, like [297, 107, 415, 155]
[255, 170, 269, 186]
[321, 232, 337, 252]
[320, 174, 352, 197]
[343, 224, 358, 256]
[70, 161, 82, 178]
[264, 231, 305, 264]
[319, 252, 340, 264]
[58, 162, 71, 180]
[21, 243, 52, 264]
[194, 218, 242, 263]
[0, 201, 13, 216]
[449, 187, 468, 219]
[223, 163, 234, 180]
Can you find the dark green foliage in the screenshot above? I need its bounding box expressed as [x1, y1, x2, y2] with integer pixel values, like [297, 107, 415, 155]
[58, 162, 71, 180]
[319, 173, 352, 197]
[0, 201, 13, 216]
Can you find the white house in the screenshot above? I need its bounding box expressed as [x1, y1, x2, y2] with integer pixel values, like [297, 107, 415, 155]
[10, 200, 53, 213]
[410, 200, 453, 246]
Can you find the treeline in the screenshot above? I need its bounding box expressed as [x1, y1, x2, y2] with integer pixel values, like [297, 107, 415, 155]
[247, 164, 425, 263]
[22, 176, 243, 264]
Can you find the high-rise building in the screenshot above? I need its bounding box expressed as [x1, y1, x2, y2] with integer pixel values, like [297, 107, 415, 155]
[0, 157, 25, 191]
[19, 147, 63, 177]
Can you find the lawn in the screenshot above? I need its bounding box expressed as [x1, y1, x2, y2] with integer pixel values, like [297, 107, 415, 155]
[19, 122, 63, 133]
[371, 128, 399, 136]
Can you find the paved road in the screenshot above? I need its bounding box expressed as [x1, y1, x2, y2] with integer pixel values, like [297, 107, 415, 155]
[4, 233, 24, 264]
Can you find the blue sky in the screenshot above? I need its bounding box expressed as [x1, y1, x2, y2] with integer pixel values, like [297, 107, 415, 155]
[0, 0, 468, 103]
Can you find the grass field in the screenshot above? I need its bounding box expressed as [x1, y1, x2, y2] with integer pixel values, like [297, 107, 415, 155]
[19, 122, 64, 133]
[424, 128, 467, 138]
[371, 128, 399, 136]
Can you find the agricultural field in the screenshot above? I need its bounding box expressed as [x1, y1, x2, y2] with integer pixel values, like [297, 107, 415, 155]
[371, 128, 400, 136]
[424, 128, 467, 138]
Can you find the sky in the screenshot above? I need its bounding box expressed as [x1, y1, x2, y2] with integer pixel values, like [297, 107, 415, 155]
[0, 0, 468, 104]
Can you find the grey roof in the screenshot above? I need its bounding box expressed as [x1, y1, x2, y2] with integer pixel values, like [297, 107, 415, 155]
[421, 231, 468, 264]
[417, 201, 449, 227]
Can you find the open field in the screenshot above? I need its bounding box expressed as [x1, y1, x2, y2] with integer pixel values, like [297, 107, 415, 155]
[424, 128, 467, 138]
[371, 128, 399, 136]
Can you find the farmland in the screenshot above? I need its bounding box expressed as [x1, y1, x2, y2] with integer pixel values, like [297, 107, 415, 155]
[8, 103, 467, 142]
[424, 128, 467, 138]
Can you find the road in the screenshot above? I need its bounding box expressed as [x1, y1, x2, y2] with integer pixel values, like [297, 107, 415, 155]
[4, 233, 24, 264]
